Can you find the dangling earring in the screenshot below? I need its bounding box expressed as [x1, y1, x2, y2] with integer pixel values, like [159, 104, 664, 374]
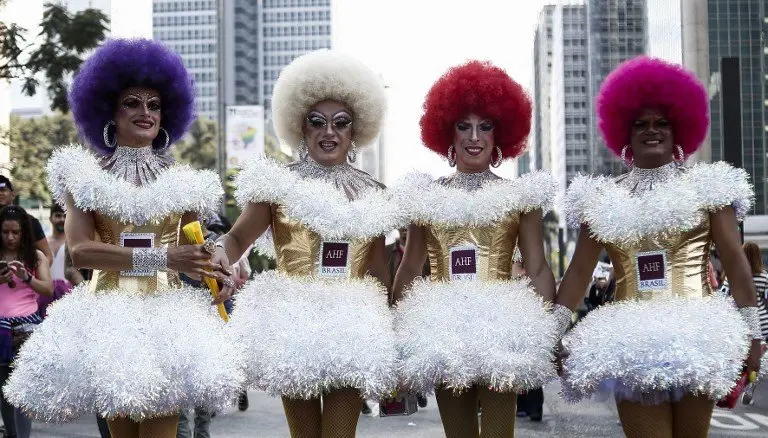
[103, 121, 117, 149]
[621, 145, 633, 168]
[674, 144, 685, 165]
[156, 127, 170, 150]
[447, 145, 456, 167]
[347, 141, 357, 163]
[491, 146, 503, 168]
[299, 138, 308, 160]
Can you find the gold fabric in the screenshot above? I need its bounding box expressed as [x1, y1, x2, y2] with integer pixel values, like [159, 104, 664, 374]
[424, 213, 520, 282]
[271, 205, 374, 279]
[88, 211, 182, 295]
[604, 210, 712, 301]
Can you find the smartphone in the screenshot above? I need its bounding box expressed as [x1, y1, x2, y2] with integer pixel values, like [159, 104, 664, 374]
[0, 261, 16, 288]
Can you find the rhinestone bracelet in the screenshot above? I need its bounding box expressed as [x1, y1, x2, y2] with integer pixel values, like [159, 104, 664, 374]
[553, 304, 574, 339]
[738, 306, 764, 340]
[132, 247, 168, 272]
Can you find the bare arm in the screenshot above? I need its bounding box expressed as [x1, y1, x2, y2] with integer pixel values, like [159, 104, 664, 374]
[391, 224, 428, 305]
[214, 202, 272, 265]
[555, 224, 603, 310]
[35, 237, 53, 265]
[367, 236, 391, 293]
[518, 209, 555, 302]
[712, 207, 757, 307]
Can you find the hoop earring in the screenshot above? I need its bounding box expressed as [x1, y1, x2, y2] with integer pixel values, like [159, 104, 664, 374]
[491, 146, 503, 168]
[157, 127, 170, 150]
[447, 145, 456, 167]
[299, 138, 308, 160]
[674, 144, 685, 164]
[103, 121, 117, 149]
[621, 145, 633, 168]
[347, 141, 357, 163]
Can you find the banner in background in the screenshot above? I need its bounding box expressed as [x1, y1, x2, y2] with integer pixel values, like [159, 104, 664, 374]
[225, 105, 264, 169]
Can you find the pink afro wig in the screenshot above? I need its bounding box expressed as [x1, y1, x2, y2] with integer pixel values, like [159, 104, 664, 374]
[420, 61, 532, 159]
[597, 56, 709, 157]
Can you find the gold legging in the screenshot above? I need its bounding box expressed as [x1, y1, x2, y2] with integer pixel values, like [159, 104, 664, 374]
[281, 388, 362, 438]
[107, 414, 179, 438]
[616, 393, 714, 438]
[435, 386, 518, 438]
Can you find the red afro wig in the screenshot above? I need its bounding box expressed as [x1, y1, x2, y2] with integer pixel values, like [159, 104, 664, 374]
[420, 61, 532, 159]
[597, 56, 709, 157]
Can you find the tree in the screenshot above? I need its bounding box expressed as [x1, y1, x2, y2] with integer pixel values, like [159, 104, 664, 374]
[2, 113, 79, 204]
[1, 3, 109, 112]
[173, 118, 217, 170]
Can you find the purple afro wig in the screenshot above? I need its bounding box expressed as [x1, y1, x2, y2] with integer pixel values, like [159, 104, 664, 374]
[69, 38, 195, 154]
[597, 56, 709, 157]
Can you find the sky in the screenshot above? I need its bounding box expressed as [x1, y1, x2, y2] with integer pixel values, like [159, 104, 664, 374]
[2, 0, 549, 183]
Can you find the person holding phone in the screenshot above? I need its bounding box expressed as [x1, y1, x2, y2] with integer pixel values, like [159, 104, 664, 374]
[0, 205, 53, 438]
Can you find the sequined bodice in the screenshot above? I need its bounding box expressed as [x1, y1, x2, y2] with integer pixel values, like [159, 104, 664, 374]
[270, 158, 383, 279]
[608, 164, 712, 301]
[89, 212, 183, 294]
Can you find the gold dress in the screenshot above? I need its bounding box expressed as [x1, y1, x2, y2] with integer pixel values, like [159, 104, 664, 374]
[561, 162, 753, 404]
[5, 145, 245, 422]
[229, 156, 399, 400]
[393, 170, 558, 395]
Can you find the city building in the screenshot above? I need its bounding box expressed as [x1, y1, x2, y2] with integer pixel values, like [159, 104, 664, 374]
[705, 0, 768, 214]
[646, 0, 682, 63]
[586, 0, 648, 176]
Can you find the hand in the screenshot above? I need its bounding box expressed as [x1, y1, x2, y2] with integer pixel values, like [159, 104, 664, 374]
[554, 341, 569, 377]
[745, 339, 762, 378]
[8, 261, 30, 282]
[0, 267, 14, 285]
[167, 244, 230, 281]
[212, 277, 235, 305]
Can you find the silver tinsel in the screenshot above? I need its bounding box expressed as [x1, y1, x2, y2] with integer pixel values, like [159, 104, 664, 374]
[4, 285, 246, 422]
[233, 157, 404, 239]
[288, 155, 383, 197]
[564, 162, 754, 244]
[394, 278, 557, 395]
[390, 170, 556, 227]
[561, 295, 749, 404]
[228, 271, 397, 400]
[46, 146, 223, 226]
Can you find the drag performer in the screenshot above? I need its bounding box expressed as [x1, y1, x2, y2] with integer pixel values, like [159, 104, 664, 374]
[212, 50, 398, 437]
[555, 56, 762, 438]
[391, 61, 558, 437]
[4, 39, 244, 438]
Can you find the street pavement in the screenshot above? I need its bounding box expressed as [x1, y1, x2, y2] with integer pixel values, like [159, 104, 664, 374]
[25, 382, 768, 437]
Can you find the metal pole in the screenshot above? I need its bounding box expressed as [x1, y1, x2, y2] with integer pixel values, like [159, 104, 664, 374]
[558, 227, 565, 279]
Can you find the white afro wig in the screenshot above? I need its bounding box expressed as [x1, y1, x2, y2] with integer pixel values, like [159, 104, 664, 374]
[271, 50, 387, 150]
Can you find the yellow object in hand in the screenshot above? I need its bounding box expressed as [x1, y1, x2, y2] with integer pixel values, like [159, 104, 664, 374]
[182, 221, 229, 322]
[749, 371, 757, 383]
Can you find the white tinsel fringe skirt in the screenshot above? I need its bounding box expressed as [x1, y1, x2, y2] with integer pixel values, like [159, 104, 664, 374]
[228, 271, 397, 400]
[394, 278, 557, 395]
[4, 284, 245, 422]
[561, 295, 750, 405]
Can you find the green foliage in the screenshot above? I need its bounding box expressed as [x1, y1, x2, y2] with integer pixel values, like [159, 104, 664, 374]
[1, 113, 79, 203]
[173, 118, 217, 170]
[0, 3, 109, 112]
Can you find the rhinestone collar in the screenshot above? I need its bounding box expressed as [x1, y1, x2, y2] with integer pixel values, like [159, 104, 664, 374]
[288, 156, 382, 199]
[619, 162, 682, 194]
[100, 145, 174, 185]
[437, 169, 500, 191]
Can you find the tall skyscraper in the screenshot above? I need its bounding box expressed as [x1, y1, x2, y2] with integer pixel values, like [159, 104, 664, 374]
[524, 4, 556, 177]
[586, 0, 648, 176]
[706, 0, 767, 214]
[646, 0, 682, 63]
[550, 1, 590, 203]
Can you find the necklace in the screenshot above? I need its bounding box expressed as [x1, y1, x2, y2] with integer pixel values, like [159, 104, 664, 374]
[289, 156, 381, 199]
[619, 162, 682, 194]
[438, 169, 500, 191]
[100, 145, 174, 185]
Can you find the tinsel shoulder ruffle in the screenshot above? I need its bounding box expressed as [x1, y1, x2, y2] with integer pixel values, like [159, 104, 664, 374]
[234, 157, 402, 239]
[229, 271, 397, 400]
[561, 295, 749, 403]
[4, 285, 245, 422]
[395, 278, 557, 394]
[564, 162, 754, 244]
[46, 145, 223, 226]
[391, 171, 556, 227]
